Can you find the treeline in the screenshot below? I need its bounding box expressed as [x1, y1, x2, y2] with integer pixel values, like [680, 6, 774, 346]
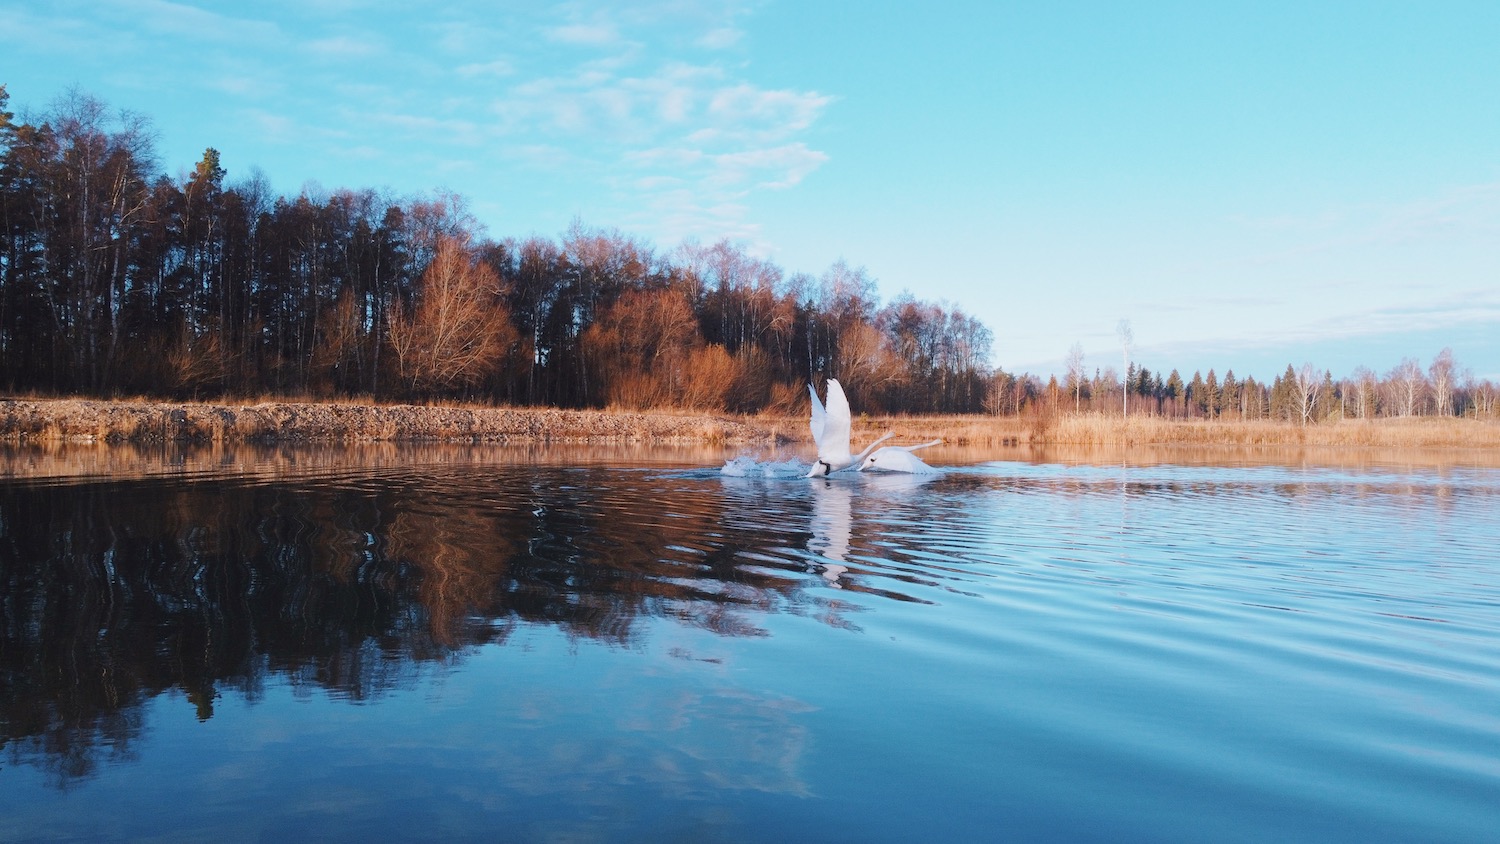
[0, 87, 992, 413]
[1020, 348, 1499, 422]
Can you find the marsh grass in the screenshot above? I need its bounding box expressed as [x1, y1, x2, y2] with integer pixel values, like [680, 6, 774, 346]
[1045, 412, 1500, 448]
[818, 411, 1500, 449]
[4, 397, 1496, 451]
[0, 398, 778, 445]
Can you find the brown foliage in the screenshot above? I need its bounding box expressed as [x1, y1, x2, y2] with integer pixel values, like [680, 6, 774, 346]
[679, 345, 736, 410]
[387, 238, 517, 396]
[582, 286, 699, 409]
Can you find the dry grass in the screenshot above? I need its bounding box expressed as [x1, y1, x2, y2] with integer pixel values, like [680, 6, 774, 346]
[0, 398, 783, 446]
[0, 439, 756, 482]
[1045, 412, 1500, 448]
[764, 409, 1500, 453]
[4, 397, 1497, 452]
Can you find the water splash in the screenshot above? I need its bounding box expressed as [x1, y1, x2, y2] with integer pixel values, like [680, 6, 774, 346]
[719, 456, 809, 479]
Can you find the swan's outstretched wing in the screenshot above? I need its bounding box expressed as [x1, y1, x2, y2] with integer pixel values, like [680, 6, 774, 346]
[860, 443, 941, 473]
[807, 382, 827, 450]
[821, 379, 853, 463]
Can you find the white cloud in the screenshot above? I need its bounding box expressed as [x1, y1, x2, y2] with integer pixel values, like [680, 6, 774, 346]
[14, 0, 829, 254]
[492, 64, 829, 152]
[457, 59, 516, 79]
[305, 34, 383, 60]
[703, 144, 830, 190]
[381, 112, 484, 146]
[502, 144, 577, 170]
[1226, 180, 1500, 266]
[245, 109, 299, 142]
[124, 0, 281, 43]
[547, 22, 620, 46]
[697, 27, 742, 49]
[706, 84, 832, 139]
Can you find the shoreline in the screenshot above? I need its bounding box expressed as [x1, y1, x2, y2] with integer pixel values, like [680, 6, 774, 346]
[1, 398, 1495, 450]
[0, 398, 788, 446]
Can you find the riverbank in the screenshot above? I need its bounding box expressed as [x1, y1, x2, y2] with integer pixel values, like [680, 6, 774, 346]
[846, 411, 1500, 449]
[1044, 412, 1500, 448]
[0, 398, 786, 445]
[2, 399, 1495, 450]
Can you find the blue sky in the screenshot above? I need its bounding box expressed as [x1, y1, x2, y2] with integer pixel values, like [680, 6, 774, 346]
[6, 0, 1498, 381]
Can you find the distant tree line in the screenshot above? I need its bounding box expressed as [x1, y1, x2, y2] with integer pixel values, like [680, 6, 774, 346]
[1033, 346, 1498, 422]
[3, 86, 1493, 422]
[0, 87, 992, 413]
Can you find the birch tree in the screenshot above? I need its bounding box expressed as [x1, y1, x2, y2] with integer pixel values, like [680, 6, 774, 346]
[1429, 348, 1456, 417]
[1065, 342, 1085, 411]
[1293, 362, 1319, 425]
[1387, 357, 1426, 417]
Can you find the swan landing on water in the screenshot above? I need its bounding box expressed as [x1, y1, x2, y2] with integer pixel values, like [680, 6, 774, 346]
[860, 439, 943, 474]
[806, 379, 893, 477]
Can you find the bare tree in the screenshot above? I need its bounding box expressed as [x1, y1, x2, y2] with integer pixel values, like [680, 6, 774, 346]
[1428, 348, 1456, 417]
[1386, 357, 1426, 417]
[1065, 342, 1085, 412]
[1349, 366, 1378, 419]
[1467, 374, 1498, 419]
[1116, 320, 1132, 417]
[388, 237, 515, 396]
[1292, 362, 1319, 425]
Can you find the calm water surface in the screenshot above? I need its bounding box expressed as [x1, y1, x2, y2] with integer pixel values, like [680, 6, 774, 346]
[2, 444, 1498, 842]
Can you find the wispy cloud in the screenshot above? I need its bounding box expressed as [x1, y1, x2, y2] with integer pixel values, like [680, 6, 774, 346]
[124, 0, 281, 44]
[305, 34, 383, 60]
[547, 22, 620, 46]
[704, 84, 832, 139]
[627, 142, 827, 190]
[696, 27, 742, 49]
[1226, 180, 1500, 265]
[457, 59, 515, 79]
[711, 144, 830, 189]
[8, 0, 824, 250]
[1130, 289, 1500, 373]
[486, 54, 830, 151]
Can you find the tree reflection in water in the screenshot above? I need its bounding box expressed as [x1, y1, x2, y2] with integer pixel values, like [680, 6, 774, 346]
[0, 465, 869, 783]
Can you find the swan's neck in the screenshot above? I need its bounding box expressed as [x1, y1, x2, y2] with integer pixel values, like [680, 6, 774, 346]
[850, 431, 895, 464]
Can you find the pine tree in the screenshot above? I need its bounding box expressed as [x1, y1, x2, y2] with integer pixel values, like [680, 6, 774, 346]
[1221, 370, 1239, 419]
[1188, 371, 1206, 418]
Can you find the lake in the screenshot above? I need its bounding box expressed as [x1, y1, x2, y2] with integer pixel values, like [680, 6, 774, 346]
[2, 443, 1498, 842]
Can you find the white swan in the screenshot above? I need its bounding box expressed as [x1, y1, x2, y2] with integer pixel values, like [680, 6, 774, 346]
[806, 378, 892, 477]
[859, 439, 942, 474]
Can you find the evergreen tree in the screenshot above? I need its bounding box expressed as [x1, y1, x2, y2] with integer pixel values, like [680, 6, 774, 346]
[1188, 370, 1205, 418]
[1318, 370, 1338, 421]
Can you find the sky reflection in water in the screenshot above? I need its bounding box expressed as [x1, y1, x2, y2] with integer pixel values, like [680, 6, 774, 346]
[2, 446, 1498, 842]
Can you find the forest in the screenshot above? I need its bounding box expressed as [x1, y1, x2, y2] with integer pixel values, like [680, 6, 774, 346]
[2, 86, 1495, 421]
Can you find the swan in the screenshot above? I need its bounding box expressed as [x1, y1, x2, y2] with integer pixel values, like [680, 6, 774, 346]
[806, 378, 893, 477]
[859, 439, 942, 474]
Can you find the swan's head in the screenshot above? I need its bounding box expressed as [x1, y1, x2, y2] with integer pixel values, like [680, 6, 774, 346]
[806, 459, 834, 478]
[858, 453, 879, 471]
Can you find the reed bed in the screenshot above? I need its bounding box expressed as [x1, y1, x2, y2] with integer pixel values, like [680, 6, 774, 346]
[0, 398, 780, 446]
[768, 410, 1500, 451]
[4, 398, 1496, 452]
[0, 439, 747, 482]
[1044, 412, 1500, 448]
